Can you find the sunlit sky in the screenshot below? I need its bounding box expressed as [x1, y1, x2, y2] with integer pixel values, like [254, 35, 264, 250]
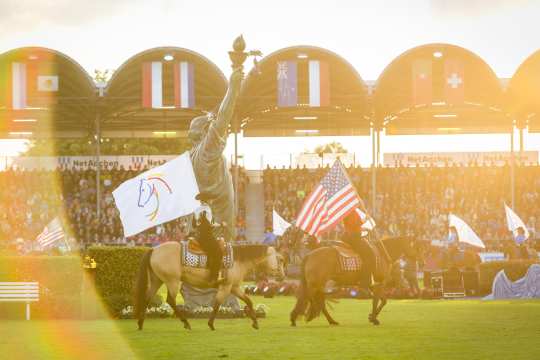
[1, 0, 540, 167]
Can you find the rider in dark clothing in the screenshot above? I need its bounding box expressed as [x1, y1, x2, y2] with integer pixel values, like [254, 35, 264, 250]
[193, 193, 224, 286]
[343, 199, 378, 291]
[194, 213, 224, 285]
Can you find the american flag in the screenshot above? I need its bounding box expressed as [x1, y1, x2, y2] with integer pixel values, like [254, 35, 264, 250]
[296, 160, 361, 236]
[36, 217, 65, 249]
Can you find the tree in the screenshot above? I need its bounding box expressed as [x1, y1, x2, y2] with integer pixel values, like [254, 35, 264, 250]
[313, 141, 348, 155]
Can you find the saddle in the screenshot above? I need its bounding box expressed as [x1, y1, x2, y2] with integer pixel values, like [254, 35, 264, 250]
[181, 239, 234, 270]
[322, 241, 362, 272]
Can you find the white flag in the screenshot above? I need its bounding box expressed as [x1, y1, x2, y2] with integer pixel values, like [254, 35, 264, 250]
[504, 203, 530, 240]
[273, 209, 292, 236]
[113, 152, 200, 237]
[448, 214, 485, 249]
[355, 208, 376, 230]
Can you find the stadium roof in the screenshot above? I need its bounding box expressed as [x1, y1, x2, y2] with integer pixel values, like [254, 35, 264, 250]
[238, 46, 370, 137]
[374, 43, 511, 135]
[508, 50, 540, 132]
[0, 47, 96, 138]
[103, 47, 227, 138]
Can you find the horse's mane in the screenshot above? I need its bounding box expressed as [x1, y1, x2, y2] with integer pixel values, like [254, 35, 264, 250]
[232, 244, 268, 262]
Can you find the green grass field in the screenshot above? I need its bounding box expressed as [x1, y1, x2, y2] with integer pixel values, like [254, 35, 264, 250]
[1, 297, 540, 360]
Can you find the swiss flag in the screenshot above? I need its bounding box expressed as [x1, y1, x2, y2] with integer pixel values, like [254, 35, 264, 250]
[444, 59, 465, 104]
[412, 59, 432, 105]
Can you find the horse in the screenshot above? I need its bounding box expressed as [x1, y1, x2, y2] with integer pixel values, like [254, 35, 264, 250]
[134, 242, 285, 331]
[290, 236, 424, 327]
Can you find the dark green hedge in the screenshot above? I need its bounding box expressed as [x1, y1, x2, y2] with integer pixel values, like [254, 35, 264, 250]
[0, 256, 83, 319]
[478, 260, 539, 295]
[87, 246, 152, 317]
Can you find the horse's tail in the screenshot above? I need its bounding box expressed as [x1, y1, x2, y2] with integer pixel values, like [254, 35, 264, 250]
[134, 249, 153, 320]
[290, 256, 309, 322]
[305, 290, 325, 322]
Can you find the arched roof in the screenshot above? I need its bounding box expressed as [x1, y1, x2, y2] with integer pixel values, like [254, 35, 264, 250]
[508, 49, 540, 131]
[103, 47, 227, 137]
[374, 43, 510, 135]
[0, 47, 96, 138]
[238, 46, 370, 137]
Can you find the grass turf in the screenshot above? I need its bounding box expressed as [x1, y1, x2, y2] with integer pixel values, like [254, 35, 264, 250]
[1, 297, 540, 360]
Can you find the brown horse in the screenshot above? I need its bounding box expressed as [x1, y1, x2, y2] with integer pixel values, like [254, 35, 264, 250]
[290, 236, 423, 327]
[135, 242, 284, 331]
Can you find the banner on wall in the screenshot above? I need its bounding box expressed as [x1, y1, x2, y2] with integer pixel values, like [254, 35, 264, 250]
[2, 155, 177, 171]
[383, 151, 538, 167]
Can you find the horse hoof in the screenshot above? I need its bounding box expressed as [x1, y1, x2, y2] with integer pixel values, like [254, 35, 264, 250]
[330, 321, 339, 326]
[252, 322, 259, 330]
[290, 322, 296, 327]
[184, 323, 192, 330]
[371, 319, 380, 326]
[208, 322, 215, 331]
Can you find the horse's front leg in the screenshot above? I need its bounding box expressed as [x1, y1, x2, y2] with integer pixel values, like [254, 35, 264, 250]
[369, 284, 382, 325]
[231, 285, 259, 329]
[208, 284, 232, 331]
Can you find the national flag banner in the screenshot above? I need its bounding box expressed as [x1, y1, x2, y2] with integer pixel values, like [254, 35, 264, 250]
[174, 61, 195, 108]
[504, 203, 530, 240]
[448, 214, 485, 249]
[11, 62, 27, 109]
[412, 59, 432, 105]
[37, 75, 59, 92]
[277, 60, 298, 107]
[142, 61, 163, 108]
[308, 60, 330, 107]
[444, 59, 465, 104]
[273, 209, 292, 236]
[36, 217, 65, 249]
[113, 152, 201, 237]
[296, 160, 361, 236]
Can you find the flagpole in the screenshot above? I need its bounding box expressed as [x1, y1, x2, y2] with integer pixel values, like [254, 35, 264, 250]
[95, 110, 102, 225]
[371, 128, 377, 218]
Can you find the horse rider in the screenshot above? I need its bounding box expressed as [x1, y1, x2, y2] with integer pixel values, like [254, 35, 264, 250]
[343, 198, 379, 292]
[192, 193, 226, 286]
[515, 227, 528, 258]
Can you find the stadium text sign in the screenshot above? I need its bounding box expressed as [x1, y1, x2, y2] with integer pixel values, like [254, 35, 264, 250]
[384, 151, 538, 167]
[3, 156, 176, 171]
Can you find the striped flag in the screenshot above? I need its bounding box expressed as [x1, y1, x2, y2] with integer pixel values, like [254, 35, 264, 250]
[11, 63, 27, 109]
[296, 160, 360, 236]
[308, 60, 330, 107]
[36, 217, 65, 249]
[142, 62, 163, 108]
[412, 59, 432, 105]
[173, 61, 195, 108]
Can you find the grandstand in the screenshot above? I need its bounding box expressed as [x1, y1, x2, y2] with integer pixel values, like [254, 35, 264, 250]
[1, 42, 540, 253]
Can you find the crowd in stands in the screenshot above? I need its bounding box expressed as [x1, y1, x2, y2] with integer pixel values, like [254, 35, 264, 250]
[3, 161, 540, 257]
[264, 163, 540, 253]
[0, 165, 248, 253]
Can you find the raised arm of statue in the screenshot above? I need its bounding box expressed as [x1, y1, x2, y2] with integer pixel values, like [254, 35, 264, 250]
[201, 68, 243, 158]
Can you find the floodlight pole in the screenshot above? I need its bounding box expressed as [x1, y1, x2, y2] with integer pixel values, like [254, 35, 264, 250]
[371, 128, 377, 218]
[519, 127, 524, 153]
[376, 129, 381, 167]
[234, 128, 239, 227]
[510, 127, 515, 209]
[95, 111, 101, 222]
